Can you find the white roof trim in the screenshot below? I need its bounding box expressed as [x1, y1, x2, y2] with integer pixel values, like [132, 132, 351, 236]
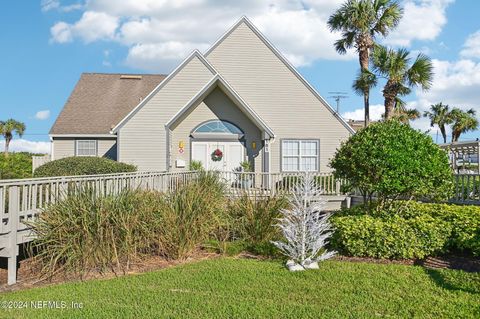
[50, 134, 116, 138]
[165, 74, 275, 139]
[205, 16, 355, 135]
[111, 50, 218, 133]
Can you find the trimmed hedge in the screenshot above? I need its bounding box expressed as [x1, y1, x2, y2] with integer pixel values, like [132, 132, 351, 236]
[332, 214, 451, 259]
[332, 201, 480, 259]
[0, 152, 37, 179]
[34, 156, 136, 177]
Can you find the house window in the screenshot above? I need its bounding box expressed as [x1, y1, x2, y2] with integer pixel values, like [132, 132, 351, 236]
[281, 140, 319, 172]
[194, 120, 243, 134]
[76, 140, 97, 156]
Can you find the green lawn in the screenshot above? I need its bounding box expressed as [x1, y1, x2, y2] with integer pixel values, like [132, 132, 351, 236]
[0, 258, 479, 318]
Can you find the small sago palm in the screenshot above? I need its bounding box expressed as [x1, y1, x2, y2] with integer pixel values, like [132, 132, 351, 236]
[450, 108, 478, 142]
[423, 102, 452, 143]
[328, 0, 403, 126]
[0, 119, 26, 156]
[371, 46, 433, 119]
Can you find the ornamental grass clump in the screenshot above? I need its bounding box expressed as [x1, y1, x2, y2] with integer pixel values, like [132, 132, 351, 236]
[227, 193, 289, 244]
[30, 188, 160, 278]
[154, 171, 227, 259]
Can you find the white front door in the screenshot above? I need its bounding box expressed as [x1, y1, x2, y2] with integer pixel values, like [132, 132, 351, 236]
[192, 141, 245, 171]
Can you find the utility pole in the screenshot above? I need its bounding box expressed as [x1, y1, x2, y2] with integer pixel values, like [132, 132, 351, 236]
[328, 92, 348, 113]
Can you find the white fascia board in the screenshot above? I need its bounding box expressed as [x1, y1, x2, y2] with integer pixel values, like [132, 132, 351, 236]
[110, 50, 218, 134]
[205, 16, 355, 135]
[165, 74, 275, 139]
[49, 134, 116, 138]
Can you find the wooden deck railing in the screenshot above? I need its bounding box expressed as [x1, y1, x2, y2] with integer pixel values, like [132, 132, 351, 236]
[0, 170, 343, 285]
[452, 173, 480, 204]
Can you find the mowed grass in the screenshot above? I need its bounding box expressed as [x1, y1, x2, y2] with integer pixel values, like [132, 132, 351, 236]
[0, 258, 479, 319]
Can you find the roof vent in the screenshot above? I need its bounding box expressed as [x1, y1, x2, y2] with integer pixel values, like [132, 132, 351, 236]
[120, 75, 142, 80]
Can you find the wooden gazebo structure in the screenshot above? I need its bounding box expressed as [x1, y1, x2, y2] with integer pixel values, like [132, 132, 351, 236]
[439, 140, 480, 173]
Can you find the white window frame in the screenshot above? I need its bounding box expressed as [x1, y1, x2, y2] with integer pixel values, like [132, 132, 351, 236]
[75, 140, 97, 157]
[281, 139, 319, 172]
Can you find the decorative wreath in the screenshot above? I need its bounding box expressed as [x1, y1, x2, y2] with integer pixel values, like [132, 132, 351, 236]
[211, 148, 223, 162]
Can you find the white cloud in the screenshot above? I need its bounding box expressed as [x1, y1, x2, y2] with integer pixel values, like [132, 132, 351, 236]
[385, 0, 454, 47]
[50, 11, 119, 44]
[0, 139, 51, 154]
[460, 30, 480, 59]
[407, 55, 480, 139]
[41, 0, 83, 12]
[41, 0, 60, 12]
[342, 104, 385, 121]
[35, 110, 51, 120]
[50, 22, 72, 43]
[46, 0, 353, 71]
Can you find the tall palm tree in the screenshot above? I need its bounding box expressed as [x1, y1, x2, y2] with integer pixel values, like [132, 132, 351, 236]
[371, 46, 433, 119]
[328, 0, 403, 126]
[450, 108, 478, 142]
[423, 102, 452, 143]
[0, 119, 26, 156]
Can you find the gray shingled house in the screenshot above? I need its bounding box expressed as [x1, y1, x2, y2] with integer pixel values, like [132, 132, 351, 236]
[50, 17, 354, 173]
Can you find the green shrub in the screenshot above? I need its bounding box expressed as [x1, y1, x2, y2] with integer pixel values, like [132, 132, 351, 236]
[330, 121, 454, 207]
[34, 156, 136, 177]
[332, 214, 451, 259]
[189, 160, 203, 171]
[227, 193, 289, 244]
[30, 189, 159, 277]
[387, 201, 480, 256]
[334, 201, 480, 258]
[154, 171, 227, 259]
[0, 152, 38, 179]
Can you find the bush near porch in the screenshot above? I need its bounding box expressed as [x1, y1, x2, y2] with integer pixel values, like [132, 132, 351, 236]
[34, 156, 136, 177]
[330, 121, 454, 207]
[331, 201, 480, 259]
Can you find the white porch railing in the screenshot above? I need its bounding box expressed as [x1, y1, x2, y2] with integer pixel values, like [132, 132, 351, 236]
[452, 174, 480, 203]
[0, 170, 343, 285]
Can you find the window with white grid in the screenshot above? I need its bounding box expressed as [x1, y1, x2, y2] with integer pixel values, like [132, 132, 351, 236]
[76, 140, 97, 156]
[281, 140, 318, 172]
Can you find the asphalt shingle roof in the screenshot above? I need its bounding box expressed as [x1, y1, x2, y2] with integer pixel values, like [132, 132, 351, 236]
[50, 73, 167, 134]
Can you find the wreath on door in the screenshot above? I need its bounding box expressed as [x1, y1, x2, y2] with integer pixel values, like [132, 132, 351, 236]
[211, 148, 223, 161]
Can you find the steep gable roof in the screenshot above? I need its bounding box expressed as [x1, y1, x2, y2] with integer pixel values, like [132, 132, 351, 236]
[205, 17, 355, 134]
[50, 73, 166, 135]
[166, 74, 275, 138]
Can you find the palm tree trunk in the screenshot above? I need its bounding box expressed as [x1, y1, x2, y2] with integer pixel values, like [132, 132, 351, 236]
[359, 48, 370, 126]
[364, 91, 370, 127]
[384, 97, 396, 120]
[440, 125, 447, 144]
[4, 137, 11, 157]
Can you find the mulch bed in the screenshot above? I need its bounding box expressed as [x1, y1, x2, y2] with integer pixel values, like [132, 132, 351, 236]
[0, 251, 219, 293]
[335, 255, 480, 272]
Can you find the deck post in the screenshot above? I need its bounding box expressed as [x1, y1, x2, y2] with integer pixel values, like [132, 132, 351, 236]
[7, 186, 19, 285]
[335, 180, 341, 195]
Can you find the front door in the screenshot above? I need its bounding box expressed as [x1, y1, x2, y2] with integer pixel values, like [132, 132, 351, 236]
[192, 141, 245, 171]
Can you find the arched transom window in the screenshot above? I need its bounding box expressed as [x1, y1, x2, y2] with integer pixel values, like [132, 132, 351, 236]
[194, 120, 243, 134]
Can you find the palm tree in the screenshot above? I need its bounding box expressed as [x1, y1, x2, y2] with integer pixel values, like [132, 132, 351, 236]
[450, 108, 478, 142]
[0, 119, 26, 156]
[423, 102, 452, 143]
[371, 46, 433, 119]
[392, 108, 420, 124]
[328, 0, 403, 126]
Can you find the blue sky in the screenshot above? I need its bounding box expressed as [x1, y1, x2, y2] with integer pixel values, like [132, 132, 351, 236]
[1, 0, 480, 153]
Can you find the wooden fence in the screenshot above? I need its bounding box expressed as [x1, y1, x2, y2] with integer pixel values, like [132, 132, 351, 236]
[0, 170, 344, 285]
[31, 155, 51, 173]
[452, 173, 480, 204]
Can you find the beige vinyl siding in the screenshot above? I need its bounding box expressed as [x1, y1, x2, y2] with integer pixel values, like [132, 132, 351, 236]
[170, 87, 262, 171]
[206, 22, 352, 172]
[97, 139, 117, 160]
[52, 137, 117, 160]
[118, 56, 216, 171]
[52, 138, 74, 160]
